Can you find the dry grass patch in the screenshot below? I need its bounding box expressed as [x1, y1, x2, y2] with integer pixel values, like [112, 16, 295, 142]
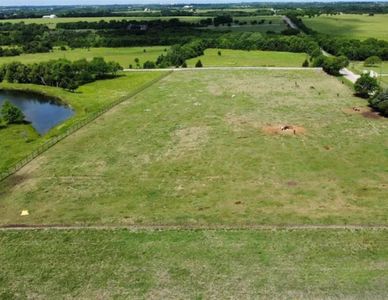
[164, 126, 209, 159]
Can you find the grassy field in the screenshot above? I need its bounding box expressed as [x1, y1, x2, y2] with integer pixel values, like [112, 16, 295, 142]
[0, 16, 205, 28]
[0, 71, 164, 174]
[187, 48, 308, 67]
[1, 15, 285, 31]
[303, 14, 388, 40]
[350, 61, 388, 75]
[0, 229, 386, 299]
[1, 69, 387, 226]
[0, 47, 168, 68]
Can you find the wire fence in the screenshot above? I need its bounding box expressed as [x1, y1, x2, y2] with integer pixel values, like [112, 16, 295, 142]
[0, 71, 172, 183]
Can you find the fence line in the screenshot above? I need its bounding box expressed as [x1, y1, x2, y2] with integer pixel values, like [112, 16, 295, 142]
[0, 71, 172, 182]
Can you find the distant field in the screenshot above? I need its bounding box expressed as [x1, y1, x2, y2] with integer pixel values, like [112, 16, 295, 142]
[1, 15, 285, 31]
[1, 70, 387, 226]
[0, 72, 164, 174]
[303, 14, 388, 40]
[0, 47, 168, 68]
[187, 48, 308, 67]
[0, 16, 205, 28]
[1, 229, 386, 299]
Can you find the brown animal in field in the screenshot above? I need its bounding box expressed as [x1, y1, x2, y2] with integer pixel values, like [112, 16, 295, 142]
[281, 125, 293, 131]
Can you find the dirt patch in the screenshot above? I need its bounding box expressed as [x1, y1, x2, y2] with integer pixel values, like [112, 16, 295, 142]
[262, 124, 306, 136]
[207, 83, 223, 96]
[343, 107, 383, 119]
[225, 113, 261, 131]
[362, 110, 382, 119]
[165, 126, 209, 158]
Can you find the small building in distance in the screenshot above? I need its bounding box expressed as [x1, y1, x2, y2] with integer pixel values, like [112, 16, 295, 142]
[42, 14, 57, 19]
[127, 24, 148, 31]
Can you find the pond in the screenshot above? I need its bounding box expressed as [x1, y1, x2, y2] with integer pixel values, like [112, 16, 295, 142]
[0, 90, 74, 135]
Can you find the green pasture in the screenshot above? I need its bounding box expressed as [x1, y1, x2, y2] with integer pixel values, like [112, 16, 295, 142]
[0, 16, 205, 28]
[350, 61, 388, 75]
[0, 71, 164, 174]
[0, 229, 386, 299]
[187, 48, 308, 67]
[1, 69, 387, 226]
[0, 46, 168, 68]
[303, 14, 388, 41]
[0, 15, 285, 31]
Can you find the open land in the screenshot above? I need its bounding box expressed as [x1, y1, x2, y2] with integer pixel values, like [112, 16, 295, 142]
[1, 70, 387, 226]
[0, 47, 168, 68]
[303, 14, 388, 41]
[0, 71, 165, 174]
[0, 228, 386, 299]
[187, 49, 308, 67]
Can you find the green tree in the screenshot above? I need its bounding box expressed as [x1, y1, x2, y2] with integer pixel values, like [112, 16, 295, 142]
[369, 89, 388, 116]
[89, 57, 109, 77]
[354, 74, 380, 98]
[322, 56, 349, 76]
[143, 61, 156, 69]
[195, 60, 203, 68]
[1, 101, 25, 124]
[364, 56, 382, 67]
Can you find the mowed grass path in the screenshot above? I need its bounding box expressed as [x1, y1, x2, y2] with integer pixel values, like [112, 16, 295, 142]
[0, 229, 386, 298]
[0, 47, 168, 68]
[187, 48, 308, 67]
[0, 71, 164, 174]
[303, 14, 388, 40]
[0, 70, 387, 225]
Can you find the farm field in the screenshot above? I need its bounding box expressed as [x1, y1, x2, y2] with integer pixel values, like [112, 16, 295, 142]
[0, 47, 168, 68]
[0, 229, 386, 299]
[0, 16, 206, 28]
[303, 14, 388, 40]
[1, 69, 387, 226]
[187, 48, 308, 67]
[0, 15, 285, 30]
[0, 71, 164, 174]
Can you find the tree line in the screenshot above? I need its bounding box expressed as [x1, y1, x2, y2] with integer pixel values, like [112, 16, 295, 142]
[287, 15, 388, 61]
[0, 57, 122, 91]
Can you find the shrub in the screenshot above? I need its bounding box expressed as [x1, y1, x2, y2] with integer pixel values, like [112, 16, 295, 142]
[143, 61, 156, 69]
[354, 74, 380, 98]
[364, 56, 382, 67]
[369, 89, 388, 116]
[195, 60, 203, 68]
[181, 62, 187, 68]
[313, 55, 349, 76]
[302, 59, 309, 67]
[1, 101, 25, 124]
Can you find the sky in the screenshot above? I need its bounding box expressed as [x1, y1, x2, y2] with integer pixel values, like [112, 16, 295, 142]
[0, 0, 378, 6]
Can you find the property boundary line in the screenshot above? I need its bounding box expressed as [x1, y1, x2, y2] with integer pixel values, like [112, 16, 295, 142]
[0, 71, 172, 183]
[123, 67, 323, 72]
[0, 224, 387, 231]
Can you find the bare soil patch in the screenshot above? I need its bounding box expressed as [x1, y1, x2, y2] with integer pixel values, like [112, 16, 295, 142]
[343, 107, 383, 119]
[262, 124, 306, 136]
